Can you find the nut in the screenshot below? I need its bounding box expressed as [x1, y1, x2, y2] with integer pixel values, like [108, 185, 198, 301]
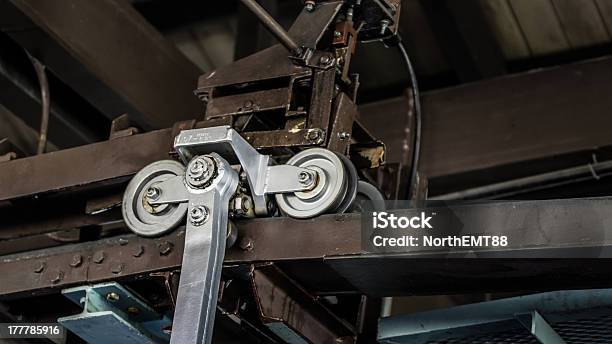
[189, 206, 209, 226]
[298, 171, 314, 186]
[338, 132, 350, 140]
[145, 186, 161, 201]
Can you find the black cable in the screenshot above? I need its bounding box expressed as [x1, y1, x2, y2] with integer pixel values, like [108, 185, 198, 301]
[395, 35, 423, 201]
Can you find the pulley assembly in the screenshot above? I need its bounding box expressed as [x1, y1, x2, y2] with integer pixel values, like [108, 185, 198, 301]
[121, 125, 382, 344]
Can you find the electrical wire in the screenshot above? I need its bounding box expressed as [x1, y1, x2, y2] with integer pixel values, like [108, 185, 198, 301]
[396, 35, 423, 201]
[27, 53, 50, 155]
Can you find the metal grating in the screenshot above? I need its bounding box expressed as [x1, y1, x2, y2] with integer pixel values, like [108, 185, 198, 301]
[427, 314, 612, 344]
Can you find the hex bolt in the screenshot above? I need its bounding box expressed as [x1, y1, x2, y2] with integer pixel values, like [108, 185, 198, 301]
[145, 186, 161, 201]
[69, 254, 83, 268]
[106, 292, 120, 302]
[304, 0, 315, 12]
[338, 132, 350, 140]
[380, 19, 390, 35]
[298, 171, 314, 186]
[189, 206, 209, 226]
[93, 251, 105, 264]
[34, 262, 46, 273]
[158, 241, 174, 256]
[239, 237, 254, 251]
[132, 245, 145, 258]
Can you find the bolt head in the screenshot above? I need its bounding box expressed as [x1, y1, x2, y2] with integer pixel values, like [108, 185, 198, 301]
[304, 2, 315, 12]
[190, 205, 209, 226]
[319, 55, 331, 65]
[106, 292, 120, 302]
[334, 30, 342, 38]
[338, 132, 350, 140]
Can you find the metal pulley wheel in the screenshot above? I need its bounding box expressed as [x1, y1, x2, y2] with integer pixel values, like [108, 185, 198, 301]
[275, 148, 358, 218]
[122, 160, 188, 237]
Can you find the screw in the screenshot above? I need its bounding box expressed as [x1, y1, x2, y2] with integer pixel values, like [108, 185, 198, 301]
[334, 30, 342, 38]
[145, 186, 161, 201]
[51, 271, 63, 284]
[70, 254, 83, 268]
[380, 19, 390, 35]
[159, 241, 174, 256]
[304, 0, 315, 12]
[132, 245, 145, 257]
[189, 206, 209, 226]
[111, 263, 124, 274]
[239, 237, 254, 251]
[298, 171, 314, 186]
[34, 262, 46, 273]
[106, 292, 120, 302]
[93, 251, 105, 264]
[118, 238, 129, 246]
[338, 132, 350, 140]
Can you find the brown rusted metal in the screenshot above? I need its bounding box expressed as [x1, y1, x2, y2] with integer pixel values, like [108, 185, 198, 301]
[206, 87, 292, 119]
[250, 264, 355, 343]
[328, 93, 358, 155]
[0, 128, 173, 201]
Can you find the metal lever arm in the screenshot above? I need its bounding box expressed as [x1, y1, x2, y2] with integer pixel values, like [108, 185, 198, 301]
[169, 153, 238, 344]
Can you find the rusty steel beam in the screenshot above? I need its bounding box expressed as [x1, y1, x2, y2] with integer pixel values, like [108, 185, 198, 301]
[0, 129, 172, 201]
[0, 0, 202, 129]
[360, 56, 612, 179]
[4, 198, 612, 298]
[4, 57, 612, 201]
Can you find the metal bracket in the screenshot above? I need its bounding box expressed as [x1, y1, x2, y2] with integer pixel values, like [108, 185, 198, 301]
[173, 126, 317, 215]
[58, 282, 171, 344]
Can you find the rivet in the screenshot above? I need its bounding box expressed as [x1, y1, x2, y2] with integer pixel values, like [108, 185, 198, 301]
[34, 262, 46, 273]
[133, 245, 145, 257]
[70, 254, 83, 268]
[93, 251, 105, 264]
[51, 271, 63, 284]
[111, 263, 124, 274]
[239, 237, 254, 251]
[158, 241, 174, 256]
